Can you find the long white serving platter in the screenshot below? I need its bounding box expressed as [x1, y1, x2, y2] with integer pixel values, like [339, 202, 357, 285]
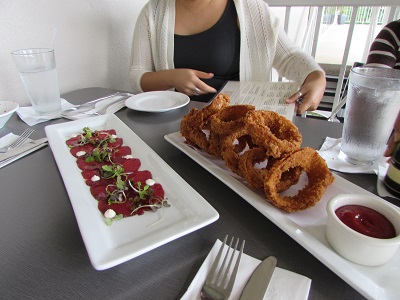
[165, 131, 400, 300]
[45, 115, 219, 270]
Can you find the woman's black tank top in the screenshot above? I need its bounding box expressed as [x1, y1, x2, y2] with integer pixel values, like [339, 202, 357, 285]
[174, 0, 240, 102]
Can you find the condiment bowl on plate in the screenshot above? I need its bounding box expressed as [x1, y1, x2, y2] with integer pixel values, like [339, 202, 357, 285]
[0, 101, 19, 129]
[326, 193, 400, 266]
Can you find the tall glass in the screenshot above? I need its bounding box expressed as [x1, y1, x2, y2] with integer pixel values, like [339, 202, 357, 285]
[340, 67, 400, 165]
[11, 48, 61, 115]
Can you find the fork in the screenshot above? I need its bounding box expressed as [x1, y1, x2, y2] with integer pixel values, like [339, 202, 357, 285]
[0, 128, 34, 153]
[200, 235, 245, 300]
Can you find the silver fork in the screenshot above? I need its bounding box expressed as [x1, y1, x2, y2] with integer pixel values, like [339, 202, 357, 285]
[200, 235, 245, 300]
[0, 128, 34, 153]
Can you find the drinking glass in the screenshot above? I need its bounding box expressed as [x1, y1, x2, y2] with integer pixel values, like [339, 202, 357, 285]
[340, 67, 400, 165]
[11, 48, 61, 115]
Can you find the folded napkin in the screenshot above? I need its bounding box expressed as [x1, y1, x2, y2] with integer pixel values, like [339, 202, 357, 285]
[16, 99, 75, 126]
[181, 239, 311, 300]
[0, 133, 48, 169]
[317, 137, 398, 199]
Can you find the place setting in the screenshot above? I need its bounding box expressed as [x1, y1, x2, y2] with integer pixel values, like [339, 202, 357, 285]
[181, 235, 312, 300]
[0, 128, 48, 169]
[10, 48, 133, 126]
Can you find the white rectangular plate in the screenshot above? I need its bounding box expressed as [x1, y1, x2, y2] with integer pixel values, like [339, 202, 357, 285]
[165, 131, 400, 300]
[45, 115, 219, 270]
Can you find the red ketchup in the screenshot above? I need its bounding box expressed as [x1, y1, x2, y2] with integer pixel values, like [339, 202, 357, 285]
[335, 205, 396, 239]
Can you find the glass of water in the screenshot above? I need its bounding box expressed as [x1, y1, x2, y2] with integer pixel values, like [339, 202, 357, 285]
[340, 67, 400, 165]
[11, 48, 61, 115]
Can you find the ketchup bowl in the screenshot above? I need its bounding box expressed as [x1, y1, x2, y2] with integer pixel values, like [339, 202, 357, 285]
[326, 193, 400, 266]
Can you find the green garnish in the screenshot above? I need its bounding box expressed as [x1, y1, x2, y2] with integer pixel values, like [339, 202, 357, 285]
[130, 199, 170, 216]
[105, 214, 123, 226]
[129, 181, 150, 199]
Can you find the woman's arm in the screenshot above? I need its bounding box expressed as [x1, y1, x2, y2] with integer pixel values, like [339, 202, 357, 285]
[272, 27, 326, 113]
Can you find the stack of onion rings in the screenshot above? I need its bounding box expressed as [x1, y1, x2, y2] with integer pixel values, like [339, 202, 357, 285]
[180, 94, 334, 212]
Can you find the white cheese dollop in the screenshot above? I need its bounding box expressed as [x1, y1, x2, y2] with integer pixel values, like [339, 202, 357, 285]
[145, 179, 155, 186]
[104, 209, 116, 219]
[91, 175, 100, 182]
[76, 151, 86, 157]
[122, 154, 134, 159]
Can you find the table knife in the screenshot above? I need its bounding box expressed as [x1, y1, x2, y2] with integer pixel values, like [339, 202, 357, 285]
[239, 256, 277, 300]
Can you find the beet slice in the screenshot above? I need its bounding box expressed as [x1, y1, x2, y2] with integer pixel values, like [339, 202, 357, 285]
[76, 157, 107, 170]
[151, 183, 165, 199]
[108, 137, 123, 149]
[65, 135, 83, 147]
[112, 146, 132, 162]
[121, 158, 141, 174]
[70, 144, 96, 158]
[98, 199, 132, 217]
[131, 170, 153, 184]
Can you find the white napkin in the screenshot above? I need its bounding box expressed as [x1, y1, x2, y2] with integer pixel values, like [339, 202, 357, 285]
[16, 96, 128, 125]
[0, 133, 48, 168]
[317, 137, 387, 174]
[317, 137, 398, 199]
[181, 239, 311, 300]
[16, 98, 75, 126]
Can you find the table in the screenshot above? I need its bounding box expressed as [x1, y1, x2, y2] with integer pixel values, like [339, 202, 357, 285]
[0, 87, 394, 300]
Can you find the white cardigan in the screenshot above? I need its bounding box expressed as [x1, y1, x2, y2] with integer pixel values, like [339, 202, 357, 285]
[129, 0, 323, 94]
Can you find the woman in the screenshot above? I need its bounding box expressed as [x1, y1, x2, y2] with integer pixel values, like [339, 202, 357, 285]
[129, 0, 326, 114]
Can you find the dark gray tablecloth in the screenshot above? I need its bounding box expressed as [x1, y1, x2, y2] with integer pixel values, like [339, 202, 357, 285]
[1, 87, 392, 300]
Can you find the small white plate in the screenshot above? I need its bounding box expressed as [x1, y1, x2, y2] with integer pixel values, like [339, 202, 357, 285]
[125, 91, 190, 113]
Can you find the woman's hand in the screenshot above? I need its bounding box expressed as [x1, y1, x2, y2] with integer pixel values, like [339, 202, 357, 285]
[141, 68, 217, 96]
[384, 111, 400, 157]
[285, 70, 326, 114]
[171, 69, 217, 96]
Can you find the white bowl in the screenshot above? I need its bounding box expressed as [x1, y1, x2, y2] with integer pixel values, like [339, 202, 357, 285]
[326, 193, 400, 266]
[0, 101, 19, 129]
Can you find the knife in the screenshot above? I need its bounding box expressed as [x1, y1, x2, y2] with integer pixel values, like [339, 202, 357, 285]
[60, 92, 130, 117]
[240, 256, 277, 300]
[0, 138, 48, 166]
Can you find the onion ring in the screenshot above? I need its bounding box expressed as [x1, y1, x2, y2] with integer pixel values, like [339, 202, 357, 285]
[238, 148, 302, 192]
[245, 110, 302, 158]
[180, 94, 230, 155]
[209, 104, 255, 157]
[264, 147, 334, 212]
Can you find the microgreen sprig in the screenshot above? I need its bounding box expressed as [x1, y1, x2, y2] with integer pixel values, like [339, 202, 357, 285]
[105, 213, 124, 226]
[129, 181, 150, 199]
[130, 198, 170, 216]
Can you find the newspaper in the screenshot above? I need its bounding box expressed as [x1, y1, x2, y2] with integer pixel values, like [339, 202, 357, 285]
[219, 81, 299, 121]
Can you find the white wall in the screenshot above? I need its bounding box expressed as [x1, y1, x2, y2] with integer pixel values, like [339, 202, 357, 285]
[0, 0, 147, 106]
